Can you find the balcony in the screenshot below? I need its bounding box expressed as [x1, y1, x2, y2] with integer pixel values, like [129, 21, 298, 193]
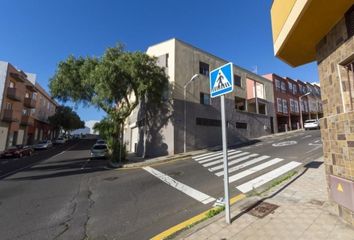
[7, 88, 22, 101]
[9, 72, 25, 82]
[2, 109, 18, 122]
[20, 115, 34, 126]
[24, 97, 36, 108]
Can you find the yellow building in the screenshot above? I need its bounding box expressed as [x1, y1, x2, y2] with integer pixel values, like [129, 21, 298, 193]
[271, 0, 354, 226]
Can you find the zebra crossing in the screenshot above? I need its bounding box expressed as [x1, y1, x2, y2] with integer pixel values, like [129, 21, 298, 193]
[192, 149, 301, 193]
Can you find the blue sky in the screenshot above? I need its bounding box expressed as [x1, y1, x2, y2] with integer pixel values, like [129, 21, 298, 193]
[0, 0, 319, 123]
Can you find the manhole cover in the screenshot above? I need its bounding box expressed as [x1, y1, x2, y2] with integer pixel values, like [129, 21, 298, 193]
[103, 176, 119, 181]
[248, 202, 278, 218]
[168, 171, 183, 177]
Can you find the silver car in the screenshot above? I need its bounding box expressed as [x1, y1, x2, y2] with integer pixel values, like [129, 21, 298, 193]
[304, 119, 320, 130]
[90, 144, 108, 159]
[34, 140, 53, 150]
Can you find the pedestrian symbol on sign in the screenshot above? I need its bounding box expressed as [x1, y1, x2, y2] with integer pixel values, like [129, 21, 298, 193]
[209, 63, 233, 98]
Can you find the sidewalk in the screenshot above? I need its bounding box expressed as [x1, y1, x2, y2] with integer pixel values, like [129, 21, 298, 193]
[178, 158, 354, 240]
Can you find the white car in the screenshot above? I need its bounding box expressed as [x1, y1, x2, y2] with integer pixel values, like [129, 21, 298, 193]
[304, 119, 320, 130]
[90, 144, 108, 159]
[34, 140, 53, 150]
[54, 137, 66, 144]
[96, 139, 107, 145]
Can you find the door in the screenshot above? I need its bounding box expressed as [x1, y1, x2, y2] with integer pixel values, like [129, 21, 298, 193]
[131, 127, 139, 153]
[0, 126, 8, 151]
[17, 129, 24, 145]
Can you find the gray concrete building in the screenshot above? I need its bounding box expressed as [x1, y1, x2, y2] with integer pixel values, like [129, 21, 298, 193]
[124, 39, 276, 157]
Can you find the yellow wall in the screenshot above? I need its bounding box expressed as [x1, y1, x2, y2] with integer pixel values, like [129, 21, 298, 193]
[270, 0, 297, 43]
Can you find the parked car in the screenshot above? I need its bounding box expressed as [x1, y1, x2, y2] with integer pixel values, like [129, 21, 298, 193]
[0, 145, 34, 158]
[53, 137, 66, 144]
[34, 140, 53, 150]
[90, 144, 108, 159]
[96, 139, 107, 145]
[304, 119, 320, 130]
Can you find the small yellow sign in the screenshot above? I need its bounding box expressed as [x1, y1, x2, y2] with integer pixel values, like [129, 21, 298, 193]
[337, 183, 344, 192]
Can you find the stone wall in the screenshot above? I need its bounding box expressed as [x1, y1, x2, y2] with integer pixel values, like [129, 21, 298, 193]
[316, 17, 354, 226]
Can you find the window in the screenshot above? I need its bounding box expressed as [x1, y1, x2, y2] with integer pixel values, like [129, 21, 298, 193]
[275, 79, 281, 91]
[25, 92, 30, 98]
[236, 122, 247, 129]
[281, 81, 286, 92]
[9, 81, 15, 88]
[200, 92, 211, 105]
[199, 62, 209, 76]
[345, 5, 354, 38]
[196, 117, 221, 127]
[290, 99, 295, 112]
[234, 74, 241, 87]
[294, 100, 299, 113]
[165, 54, 169, 67]
[288, 82, 293, 93]
[293, 85, 298, 95]
[282, 99, 288, 113]
[235, 97, 246, 111]
[255, 82, 264, 99]
[277, 98, 282, 112]
[6, 102, 12, 110]
[33, 92, 37, 100]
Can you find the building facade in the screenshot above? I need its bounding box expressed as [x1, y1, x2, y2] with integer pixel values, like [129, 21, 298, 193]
[124, 39, 276, 157]
[271, 0, 354, 225]
[264, 74, 323, 132]
[0, 61, 58, 151]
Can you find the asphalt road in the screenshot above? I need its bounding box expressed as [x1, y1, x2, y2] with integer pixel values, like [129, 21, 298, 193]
[0, 130, 323, 240]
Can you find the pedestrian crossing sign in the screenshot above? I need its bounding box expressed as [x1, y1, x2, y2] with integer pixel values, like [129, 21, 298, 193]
[210, 63, 234, 98]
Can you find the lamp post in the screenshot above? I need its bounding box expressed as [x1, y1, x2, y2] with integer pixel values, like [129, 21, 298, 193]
[299, 92, 311, 129]
[184, 74, 200, 153]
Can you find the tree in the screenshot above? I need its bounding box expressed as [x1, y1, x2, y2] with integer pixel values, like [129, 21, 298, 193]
[49, 44, 169, 162]
[48, 106, 85, 136]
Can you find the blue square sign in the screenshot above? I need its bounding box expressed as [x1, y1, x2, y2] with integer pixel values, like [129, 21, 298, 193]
[209, 63, 234, 98]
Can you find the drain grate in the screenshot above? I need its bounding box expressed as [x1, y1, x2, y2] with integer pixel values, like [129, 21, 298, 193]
[248, 202, 279, 218]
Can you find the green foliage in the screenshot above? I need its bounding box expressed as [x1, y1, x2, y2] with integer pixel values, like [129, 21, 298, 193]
[50, 43, 169, 162]
[48, 106, 85, 134]
[206, 206, 225, 218]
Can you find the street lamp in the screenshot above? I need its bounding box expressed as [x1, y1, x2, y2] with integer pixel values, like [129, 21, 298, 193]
[184, 74, 200, 153]
[299, 92, 311, 129]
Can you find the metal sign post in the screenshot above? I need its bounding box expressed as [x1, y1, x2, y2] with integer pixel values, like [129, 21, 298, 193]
[220, 95, 231, 224]
[209, 62, 234, 224]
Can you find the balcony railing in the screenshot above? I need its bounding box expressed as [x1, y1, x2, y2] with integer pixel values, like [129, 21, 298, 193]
[24, 97, 36, 108]
[2, 109, 18, 122]
[20, 115, 34, 126]
[7, 88, 22, 101]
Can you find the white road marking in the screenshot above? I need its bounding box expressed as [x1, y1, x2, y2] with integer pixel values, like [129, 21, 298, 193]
[272, 141, 297, 147]
[202, 152, 249, 167]
[254, 143, 263, 147]
[193, 151, 221, 159]
[198, 150, 242, 164]
[193, 149, 238, 161]
[215, 155, 270, 176]
[236, 161, 301, 193]
[314, 140, 321, 143]
[81, 159, 91, 169]
[143, 166, 215, 204]
[207, 153, 259, 172]
[229, 158, 284, 183]
[301, 135, 312, 139]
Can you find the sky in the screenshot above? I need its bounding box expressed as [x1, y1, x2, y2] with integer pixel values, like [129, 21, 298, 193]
[0, 0, 319, 124]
